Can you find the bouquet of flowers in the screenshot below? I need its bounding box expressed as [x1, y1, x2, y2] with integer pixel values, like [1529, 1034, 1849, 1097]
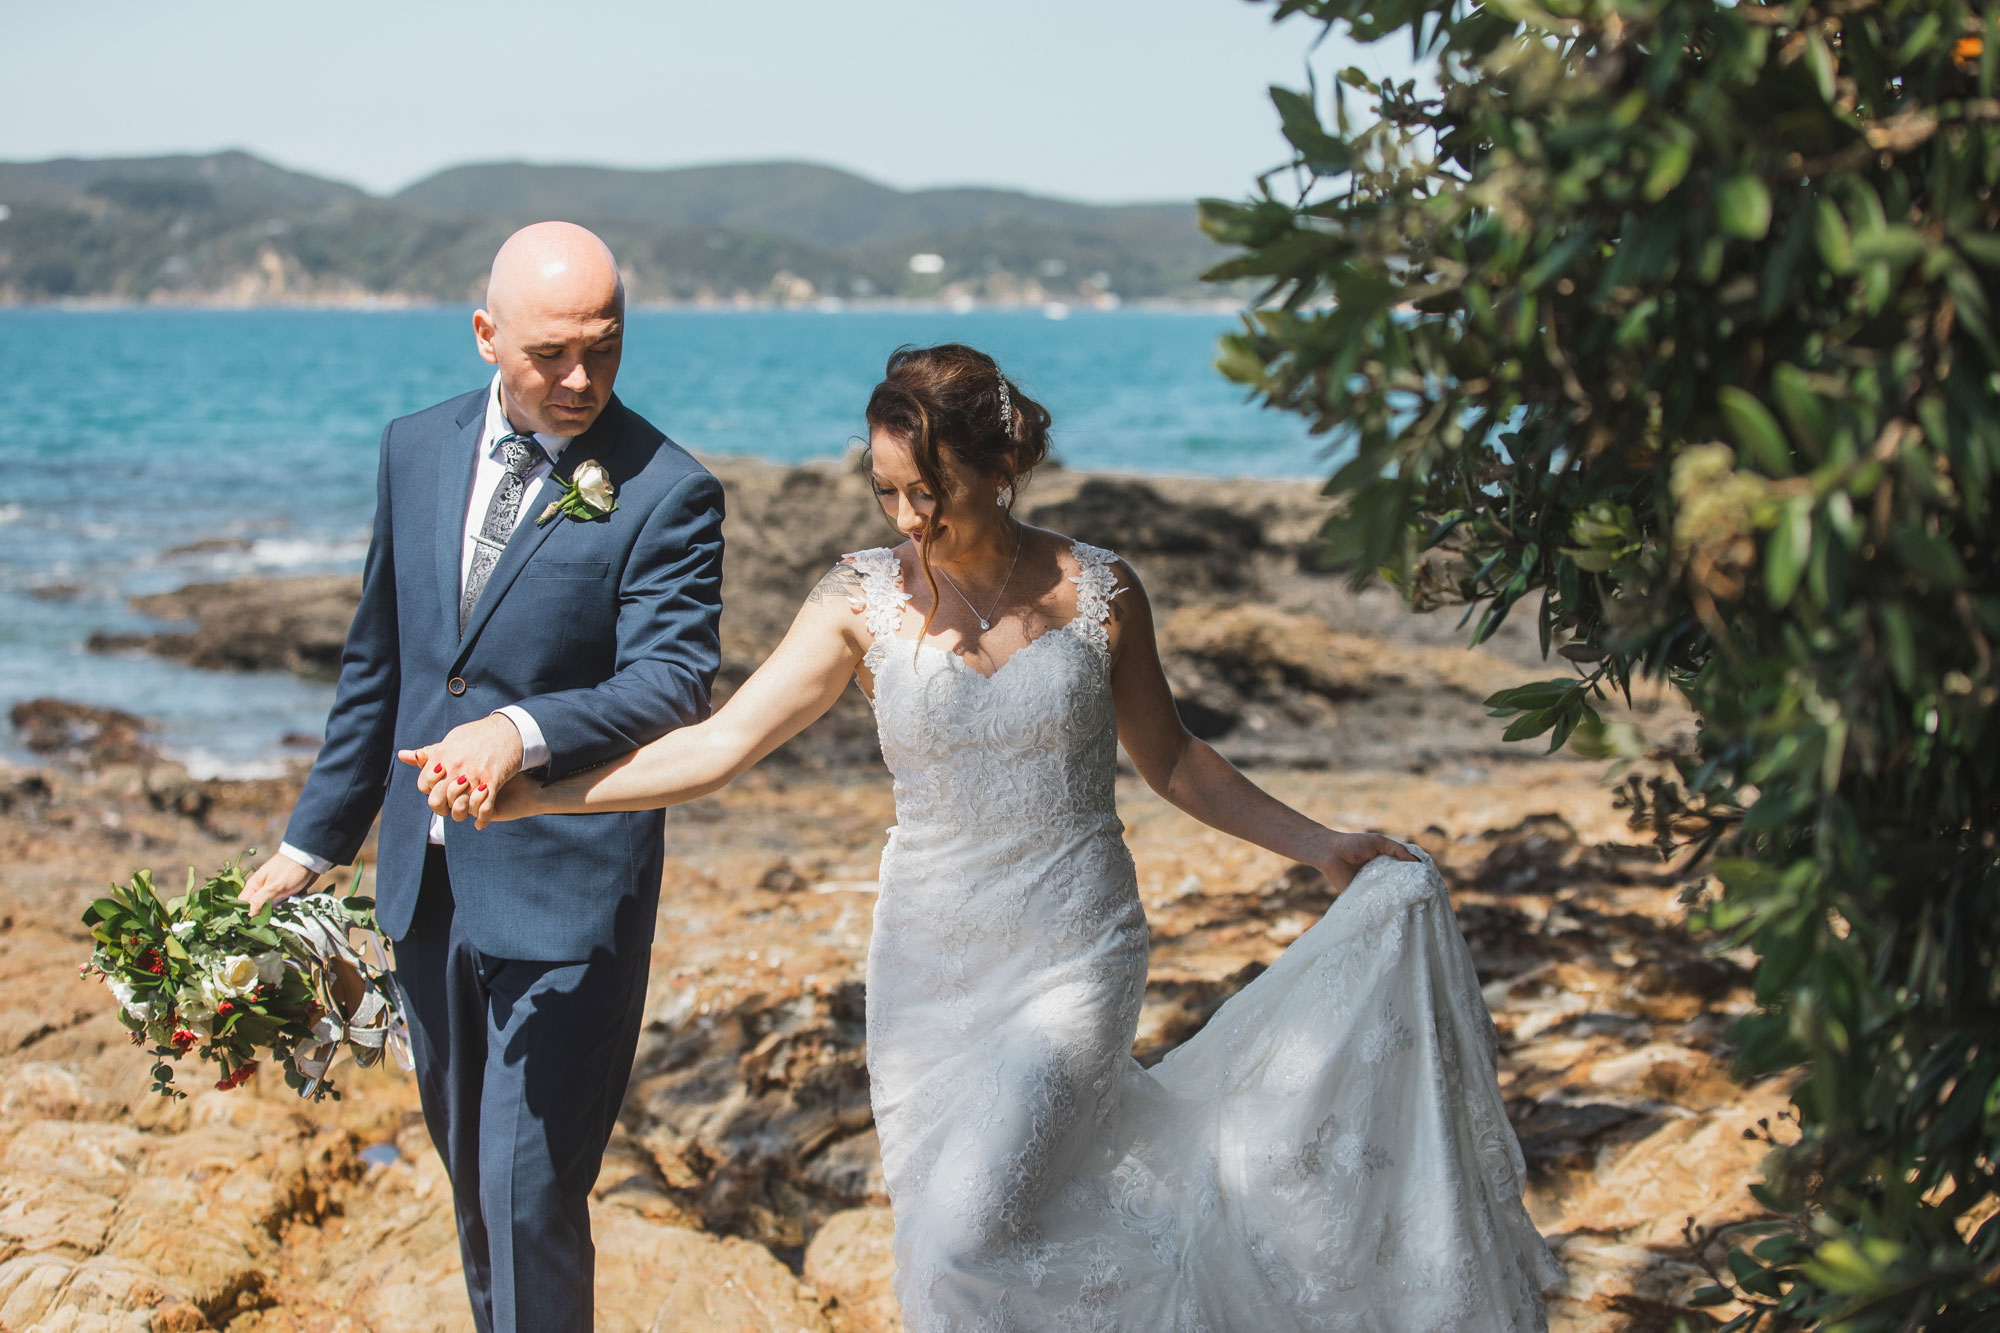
[81, 857, 409, 1101]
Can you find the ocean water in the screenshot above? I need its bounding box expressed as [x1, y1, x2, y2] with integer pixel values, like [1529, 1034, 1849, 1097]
[0, 307, 1332, 771]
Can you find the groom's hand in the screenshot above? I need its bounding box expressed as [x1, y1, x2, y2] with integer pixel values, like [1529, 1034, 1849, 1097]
[241, 852, 320, 913]
[404, 715, 524, 823]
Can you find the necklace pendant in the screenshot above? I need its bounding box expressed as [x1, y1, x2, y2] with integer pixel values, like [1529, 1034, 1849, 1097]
[977, 617, 991, 630]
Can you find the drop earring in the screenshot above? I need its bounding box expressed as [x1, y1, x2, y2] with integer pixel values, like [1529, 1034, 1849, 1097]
[996, 487, 1012, 509]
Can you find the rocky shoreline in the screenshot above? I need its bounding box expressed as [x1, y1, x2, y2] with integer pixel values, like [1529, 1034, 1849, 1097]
[89, 455, 1666, 774]
[0, 458, 1772, 1333]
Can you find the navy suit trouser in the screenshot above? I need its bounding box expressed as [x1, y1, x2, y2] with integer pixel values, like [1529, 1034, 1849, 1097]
[397, 847, 650, 1333]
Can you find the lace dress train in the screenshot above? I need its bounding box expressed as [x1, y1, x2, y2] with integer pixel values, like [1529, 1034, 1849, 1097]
[847, 543, 1557, 1332]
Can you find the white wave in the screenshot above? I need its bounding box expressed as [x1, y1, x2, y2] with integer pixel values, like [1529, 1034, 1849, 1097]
[0, 504, 23, 526]
[247, 536, 368, 569]
[182, 535, 369, 577]
[171, 748, 292, 781]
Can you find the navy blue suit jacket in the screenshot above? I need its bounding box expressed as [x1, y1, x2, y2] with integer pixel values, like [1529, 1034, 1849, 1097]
[282, 387, 724, 962]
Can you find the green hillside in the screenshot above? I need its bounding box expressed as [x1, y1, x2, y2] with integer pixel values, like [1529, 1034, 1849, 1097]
[0, 152, 1217, 304]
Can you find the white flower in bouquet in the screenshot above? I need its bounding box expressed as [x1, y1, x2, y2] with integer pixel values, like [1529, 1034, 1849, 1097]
[254, 952, 286, 987]
[176, 983, 217, 1023]
[107, 977, 156, 1022]
[210, 954, 262, 999]
[170, 920, 198, 937]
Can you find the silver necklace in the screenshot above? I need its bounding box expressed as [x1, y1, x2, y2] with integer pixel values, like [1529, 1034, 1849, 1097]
[937, 525, 1021, 631]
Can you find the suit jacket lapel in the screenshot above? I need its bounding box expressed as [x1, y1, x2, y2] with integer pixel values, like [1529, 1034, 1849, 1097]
[452, 398, 626, 664]
[436, 394, 486, 634]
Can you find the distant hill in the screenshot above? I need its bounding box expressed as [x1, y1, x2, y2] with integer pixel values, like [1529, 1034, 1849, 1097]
[395, 160, 1197, 249]
[0, 151, 1221, 305]
[0, 150, 365, 214]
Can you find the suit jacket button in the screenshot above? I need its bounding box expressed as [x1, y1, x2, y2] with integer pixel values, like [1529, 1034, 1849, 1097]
[447, 677, 467, 696]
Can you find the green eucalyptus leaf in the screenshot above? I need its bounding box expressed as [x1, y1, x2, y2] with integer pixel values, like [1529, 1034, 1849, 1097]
[1643, 138, 1693, 202]
[1718, 174, 1772, 242]
[1766, 500, 1811, 609]
[1852, 225, 1926, 267]
[1804, 30, 1837, 103]
[1813, 198, 1853, 274]
[1719, 387, 1795, 476]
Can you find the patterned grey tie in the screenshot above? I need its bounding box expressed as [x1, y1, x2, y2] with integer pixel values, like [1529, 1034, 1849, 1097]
[460, 433, 544, 633]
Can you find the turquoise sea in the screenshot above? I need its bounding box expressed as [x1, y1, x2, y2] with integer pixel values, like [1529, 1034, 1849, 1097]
[0, 307, 1330, 771]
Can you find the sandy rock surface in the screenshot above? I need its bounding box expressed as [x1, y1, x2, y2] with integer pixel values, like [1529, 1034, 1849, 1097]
[0, 747, 1776, 1332]
[2, 460, 1766, 1331]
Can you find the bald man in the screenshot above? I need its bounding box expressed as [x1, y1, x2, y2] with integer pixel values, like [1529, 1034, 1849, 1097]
[243, 223, 725, 1332]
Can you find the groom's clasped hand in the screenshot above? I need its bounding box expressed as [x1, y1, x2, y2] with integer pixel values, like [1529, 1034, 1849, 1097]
[395, 721, 521, 829]
[394, 714, 524, 828]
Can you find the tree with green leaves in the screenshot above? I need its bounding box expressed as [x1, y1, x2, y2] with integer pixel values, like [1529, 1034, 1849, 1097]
[1204, 0, 2000, 1326]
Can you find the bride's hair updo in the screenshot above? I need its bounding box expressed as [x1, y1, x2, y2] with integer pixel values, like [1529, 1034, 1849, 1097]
[864, 344, 1053, 634]
[865, 343, 1052, 494]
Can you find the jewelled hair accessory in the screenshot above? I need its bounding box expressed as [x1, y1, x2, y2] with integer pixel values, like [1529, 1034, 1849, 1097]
[997, 377, 1014, 432]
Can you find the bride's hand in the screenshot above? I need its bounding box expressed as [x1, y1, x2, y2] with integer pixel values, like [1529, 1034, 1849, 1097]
[475, 775, 541, 829]
[395, 746, 541, 828]
[1315, 831, 1420, 892]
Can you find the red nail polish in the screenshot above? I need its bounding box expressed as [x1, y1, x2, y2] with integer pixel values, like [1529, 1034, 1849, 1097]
[456, 775, 469, 785]
[477, 782, 488, 791]
[433, 763, 444, 774]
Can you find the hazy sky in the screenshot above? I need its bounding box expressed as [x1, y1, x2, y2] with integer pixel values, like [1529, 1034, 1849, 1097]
[5, 0, 1408, 203]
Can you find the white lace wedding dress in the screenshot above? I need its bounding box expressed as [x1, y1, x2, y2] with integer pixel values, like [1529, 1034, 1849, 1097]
[846, 542, 1557, 1333]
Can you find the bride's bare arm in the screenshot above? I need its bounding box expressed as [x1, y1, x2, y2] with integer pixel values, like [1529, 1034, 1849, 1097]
[401, 564, 873, 823]
[1106, 563, 1415, 890]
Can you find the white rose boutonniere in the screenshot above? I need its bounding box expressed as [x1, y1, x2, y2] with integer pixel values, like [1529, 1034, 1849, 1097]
[538, 459, 618, 525]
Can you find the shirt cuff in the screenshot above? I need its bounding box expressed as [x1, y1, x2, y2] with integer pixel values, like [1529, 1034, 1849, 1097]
[276, 842, 334, 877]
[495, 705, 550, 770]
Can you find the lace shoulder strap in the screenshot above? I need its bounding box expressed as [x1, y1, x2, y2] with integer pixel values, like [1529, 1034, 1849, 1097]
[1066, 541, 1125, 653]
[843, 547, 910, 664]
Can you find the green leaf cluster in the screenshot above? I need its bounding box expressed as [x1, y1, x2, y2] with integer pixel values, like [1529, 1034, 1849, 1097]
[1211, 1, 2000, 1325]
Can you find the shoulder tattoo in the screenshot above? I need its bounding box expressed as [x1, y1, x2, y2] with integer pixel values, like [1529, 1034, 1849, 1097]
[807, 562, 868, 610]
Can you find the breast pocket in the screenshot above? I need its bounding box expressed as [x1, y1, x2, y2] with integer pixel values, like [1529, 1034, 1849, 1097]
[523, 561, 611, 581]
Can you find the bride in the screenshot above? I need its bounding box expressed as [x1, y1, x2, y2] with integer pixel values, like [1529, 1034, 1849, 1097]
[406, 344, 1557, 1330]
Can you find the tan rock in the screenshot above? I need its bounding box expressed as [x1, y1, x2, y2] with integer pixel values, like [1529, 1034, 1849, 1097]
[599, 1212, 832, 1333]
[1544, 1236, 1720, 1333]
[0, 1061, 93, 1122]
[0, 1251, 83, 1326]
[804, 1207, 900, 1333]
[104, 1175, 265, 1316]
[1537, 1081, 1792, 1247]
[0, 1251, 189, 1331]
[0, 1170, 119, 1259]
[4, 1121, 147, 1182]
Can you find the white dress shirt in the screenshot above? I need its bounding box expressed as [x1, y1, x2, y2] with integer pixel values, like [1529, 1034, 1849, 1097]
[279, 374, 563, 877]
